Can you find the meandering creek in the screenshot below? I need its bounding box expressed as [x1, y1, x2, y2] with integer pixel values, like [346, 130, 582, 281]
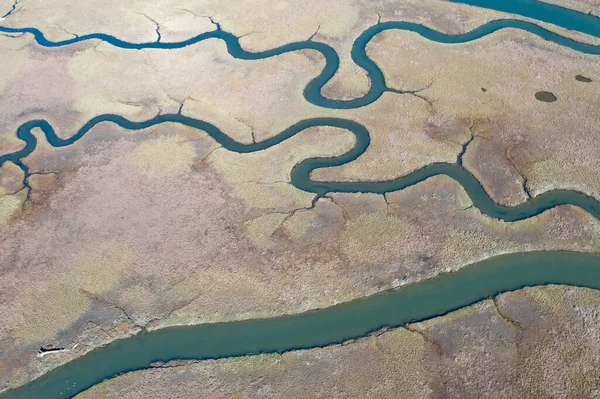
[1, 0, 600, 397]
[0, 11, 600, 109]
[2, 115, 599, 223]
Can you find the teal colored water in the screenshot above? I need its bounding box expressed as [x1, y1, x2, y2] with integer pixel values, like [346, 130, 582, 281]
[3, 115, 600, 222]
[0, 0, 600, 398]
[1, 5, 599, 109]
[451, 0, 600, 38]
[3, 252, 600, 399]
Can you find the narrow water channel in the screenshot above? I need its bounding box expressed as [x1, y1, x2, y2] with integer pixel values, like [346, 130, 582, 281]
[3, 252, 600, 399]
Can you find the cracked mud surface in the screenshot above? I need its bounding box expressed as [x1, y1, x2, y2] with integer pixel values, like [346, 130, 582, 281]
[0, 0, 600, 396]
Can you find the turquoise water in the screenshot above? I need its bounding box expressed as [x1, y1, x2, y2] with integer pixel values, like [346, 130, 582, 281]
[2, 115, 599, 222]
[452, 0, 600, 37]
[1, 3, 599, 222]
[0, 0, 600, 398]
[2, 252, 600, 399]
[0, 10, 599, 109]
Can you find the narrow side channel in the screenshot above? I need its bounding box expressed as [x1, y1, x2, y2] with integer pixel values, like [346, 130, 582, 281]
[2, 114, 599, 222]
[1, 13, 599, 109]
